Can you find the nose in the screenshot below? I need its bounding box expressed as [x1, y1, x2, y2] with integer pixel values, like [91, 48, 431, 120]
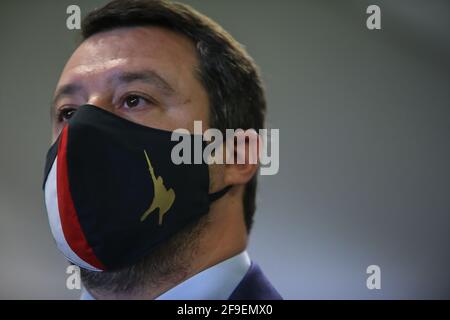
[86, 94, 114, 113]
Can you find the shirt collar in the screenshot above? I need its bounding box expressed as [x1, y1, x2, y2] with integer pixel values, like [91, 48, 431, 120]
[80, 250, 251, 300]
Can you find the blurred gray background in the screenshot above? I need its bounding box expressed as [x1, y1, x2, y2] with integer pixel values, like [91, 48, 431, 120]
[0, 0, 449, 299]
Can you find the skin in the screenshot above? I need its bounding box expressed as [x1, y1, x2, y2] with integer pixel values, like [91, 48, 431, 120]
[52, 26, 258, 299]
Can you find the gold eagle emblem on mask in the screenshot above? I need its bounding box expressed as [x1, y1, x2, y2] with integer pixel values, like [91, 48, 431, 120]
[140, 150, 176, 225]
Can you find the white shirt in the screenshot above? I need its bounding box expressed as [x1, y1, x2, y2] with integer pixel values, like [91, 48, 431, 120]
[80, 250, 251, 300]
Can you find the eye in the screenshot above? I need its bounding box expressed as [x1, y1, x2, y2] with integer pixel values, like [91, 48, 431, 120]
[58, 107, 77, 122]
[123, 94, 148, 109]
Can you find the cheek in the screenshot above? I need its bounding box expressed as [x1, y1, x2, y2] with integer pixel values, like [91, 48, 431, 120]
[52, 124, 63, 143]
[167, 98, 210, 132]
[129, 98, 209, 132]
[120, 107, 184, 132]
[190, 85, 211, 127]
[168, 77, 210, 131]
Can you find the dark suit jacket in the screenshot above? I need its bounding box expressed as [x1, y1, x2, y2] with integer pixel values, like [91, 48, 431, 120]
[228, 262, 282, 300]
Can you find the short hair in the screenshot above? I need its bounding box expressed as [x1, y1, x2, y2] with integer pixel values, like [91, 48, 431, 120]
[82, 0, 266, 232]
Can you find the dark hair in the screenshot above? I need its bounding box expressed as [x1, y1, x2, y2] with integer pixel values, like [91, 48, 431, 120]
[81, 0, 266, 232]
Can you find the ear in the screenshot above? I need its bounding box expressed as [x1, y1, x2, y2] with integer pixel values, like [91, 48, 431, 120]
[223, 129, 260, 186]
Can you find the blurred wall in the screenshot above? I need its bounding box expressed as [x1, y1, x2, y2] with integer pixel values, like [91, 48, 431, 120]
[0, 0, 449, 299]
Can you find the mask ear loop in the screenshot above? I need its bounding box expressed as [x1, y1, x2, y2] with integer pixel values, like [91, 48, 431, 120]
[204, 135, 233, 202]
[208, 185, 232, 202]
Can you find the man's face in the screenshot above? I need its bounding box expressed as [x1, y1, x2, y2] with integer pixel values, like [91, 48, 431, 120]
[52, 26, 210, 141]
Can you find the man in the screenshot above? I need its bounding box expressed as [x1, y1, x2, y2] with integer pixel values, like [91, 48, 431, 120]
[44, 0, 281, 300]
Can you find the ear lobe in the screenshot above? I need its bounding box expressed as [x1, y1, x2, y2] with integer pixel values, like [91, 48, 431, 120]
[223, 129, 260, 186]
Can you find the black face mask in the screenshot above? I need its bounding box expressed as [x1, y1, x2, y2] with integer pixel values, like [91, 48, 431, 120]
[43, 105, 230, 271]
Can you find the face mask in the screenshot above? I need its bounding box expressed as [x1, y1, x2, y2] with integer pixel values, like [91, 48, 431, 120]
[43, 104, 230, 271]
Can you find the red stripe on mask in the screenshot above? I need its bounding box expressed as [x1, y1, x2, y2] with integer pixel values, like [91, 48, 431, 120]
[57, 125, 105, 270]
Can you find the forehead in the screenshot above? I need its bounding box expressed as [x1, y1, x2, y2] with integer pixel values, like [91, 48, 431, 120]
[59, 26, 199, 89]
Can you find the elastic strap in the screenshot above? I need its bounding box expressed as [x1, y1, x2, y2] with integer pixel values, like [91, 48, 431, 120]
[208, 185, 232, 202]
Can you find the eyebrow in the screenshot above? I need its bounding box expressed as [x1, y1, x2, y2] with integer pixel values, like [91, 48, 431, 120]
[52, 83, 84, 109]
[115, 70, 175, 96]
